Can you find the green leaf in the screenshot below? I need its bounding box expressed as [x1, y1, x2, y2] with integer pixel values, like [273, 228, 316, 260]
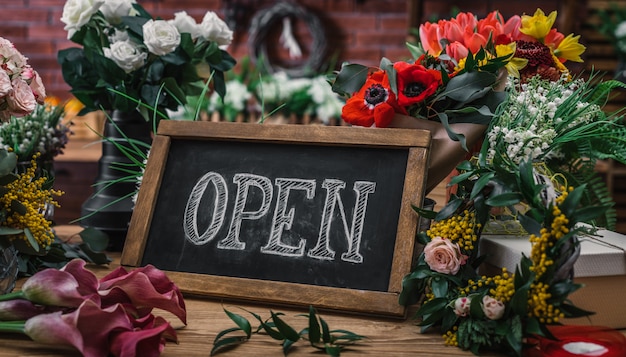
[430, 277, 449, 298]
[470, 172, 495, 200]
[435, 197, 463, 220]
[331, 63, 369, 96]
[271, 311, 300, 342]
[78, 227, 109, 252]
[442, 71, 497, 103]
[0, 151, 17, 175]
[307, 306, 321, 344]
[505, 316, 523, 357]
[211, 335, 249, 356]
[225, 308, 252, 338]
[485, 192, 523, 207]
[415, 297, 448, 317]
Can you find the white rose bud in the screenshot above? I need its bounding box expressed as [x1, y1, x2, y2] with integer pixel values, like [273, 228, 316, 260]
[60, 0, 105, 39]
[104, 41, 147, 73]
[100, 0, 136, 24]
[453, 296, 472, 317]
[142, 19, 181, 56]
[169, 11, 200, 39]
[199, 11, 233, 46]
[481, 295, 505, 320]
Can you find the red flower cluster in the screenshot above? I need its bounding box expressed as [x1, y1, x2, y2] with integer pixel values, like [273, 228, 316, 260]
[0, 259, 186, 357]
[341, 62, 442, 127]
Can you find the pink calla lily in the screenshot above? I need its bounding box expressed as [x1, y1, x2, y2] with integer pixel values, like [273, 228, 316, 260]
[99, 265, 187, 324]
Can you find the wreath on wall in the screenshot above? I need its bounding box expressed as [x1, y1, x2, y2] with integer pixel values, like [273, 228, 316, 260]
[247, 1, 327, 77]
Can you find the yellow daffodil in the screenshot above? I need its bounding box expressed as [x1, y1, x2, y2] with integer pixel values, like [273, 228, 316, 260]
[520, 9, 557, 41]
[553, 33, 586, 62]
[496, 43, 528, 78]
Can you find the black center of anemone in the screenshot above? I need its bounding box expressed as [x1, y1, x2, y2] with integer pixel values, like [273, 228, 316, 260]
[403, 82, 426, 98]
[364, 84, 388, 106]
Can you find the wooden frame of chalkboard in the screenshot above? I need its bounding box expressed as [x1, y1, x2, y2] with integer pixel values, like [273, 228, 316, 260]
[121, 120, 431, 317]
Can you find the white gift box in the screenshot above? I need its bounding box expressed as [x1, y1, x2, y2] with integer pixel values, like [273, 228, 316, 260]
[479, 229, 626, 329]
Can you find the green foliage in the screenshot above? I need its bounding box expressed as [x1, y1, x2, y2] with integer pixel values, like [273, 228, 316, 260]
[212, 306, 365, 356]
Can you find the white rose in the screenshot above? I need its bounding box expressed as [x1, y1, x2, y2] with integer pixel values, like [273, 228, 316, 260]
[100, 0, 136, 24]
[198, 11, 233, 46]
[142, 19, 181, 56]
[60, 0, 105, 39]
[104, 41, 147, 73]
[169, 11, 200, 39]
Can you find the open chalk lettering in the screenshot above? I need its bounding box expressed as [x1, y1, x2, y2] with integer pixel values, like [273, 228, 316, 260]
[122, 121, 430, 316]
[183, 172, 376, 263]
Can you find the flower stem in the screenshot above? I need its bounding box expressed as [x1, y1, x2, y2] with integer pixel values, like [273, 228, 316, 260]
[0, 291, 26, 302]
[0, 321, 26, 334]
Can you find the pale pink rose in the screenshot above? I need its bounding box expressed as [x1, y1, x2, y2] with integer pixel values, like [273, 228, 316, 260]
[453, 296, 471, 317]
[481, 295, 505, 320]
[29, 70, 46, 103]
[423, 236, 468, 275]
[20, 66, 35, 81]
[7, 78, 36, 117]
[0, 70, 11, 97]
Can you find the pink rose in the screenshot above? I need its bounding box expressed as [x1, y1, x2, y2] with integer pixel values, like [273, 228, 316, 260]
[454, 296, 471, 317]
[0, 70, 11, 97]
[28, 70, 46, 103]
[7, 78, 36, 117]
[481, 295, 505, 320]
[423, 236, 468, 275]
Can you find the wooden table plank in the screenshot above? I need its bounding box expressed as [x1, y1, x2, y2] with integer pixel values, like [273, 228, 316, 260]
[0, 226, 621, 356]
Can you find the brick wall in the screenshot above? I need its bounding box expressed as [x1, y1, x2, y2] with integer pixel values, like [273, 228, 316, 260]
[0, 0, 582, 101]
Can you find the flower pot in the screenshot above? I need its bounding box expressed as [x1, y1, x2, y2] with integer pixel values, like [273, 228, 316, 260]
[388, 114, 486, 194]
[80, 110, 152, 251]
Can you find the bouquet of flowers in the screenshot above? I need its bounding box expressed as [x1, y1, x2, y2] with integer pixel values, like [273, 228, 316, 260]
[331, 7, 624, 356]
[58, 0, 236, 120]
[0, 98, 72, 166]
[0, 259, 186, 356]
[393, 9, 626, 357]
[331, 9, 585, 192]
[0, 37, 46, 122]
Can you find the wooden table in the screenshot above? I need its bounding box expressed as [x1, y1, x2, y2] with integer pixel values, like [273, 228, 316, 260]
[0, 226, 622, 356]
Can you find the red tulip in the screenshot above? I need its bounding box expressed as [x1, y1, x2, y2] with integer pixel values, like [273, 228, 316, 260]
[98, 265, 187, 324]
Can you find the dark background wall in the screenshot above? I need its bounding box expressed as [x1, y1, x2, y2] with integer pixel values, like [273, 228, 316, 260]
[0, 0, 586, 101]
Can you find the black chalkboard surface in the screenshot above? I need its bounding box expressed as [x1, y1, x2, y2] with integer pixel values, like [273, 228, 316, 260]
[121, 120, 431, 317]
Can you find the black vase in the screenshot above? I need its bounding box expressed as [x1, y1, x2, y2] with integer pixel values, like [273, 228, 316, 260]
[80, 110, 152, 251]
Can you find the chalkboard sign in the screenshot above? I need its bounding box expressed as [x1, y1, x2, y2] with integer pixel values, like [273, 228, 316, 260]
[121, 121, 431, 317]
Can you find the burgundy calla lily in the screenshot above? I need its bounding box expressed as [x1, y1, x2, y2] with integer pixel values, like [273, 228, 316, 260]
[99, 265, 187, 324]
[19, 259, 100, 307]
[0, 299, 52, 320]
[110, 314, 178, 357]
[24, 300, 133, 357]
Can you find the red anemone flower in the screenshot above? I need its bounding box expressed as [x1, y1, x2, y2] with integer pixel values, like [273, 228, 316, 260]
[393, 61, 442, 107]
[341, 70, 406, 128]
